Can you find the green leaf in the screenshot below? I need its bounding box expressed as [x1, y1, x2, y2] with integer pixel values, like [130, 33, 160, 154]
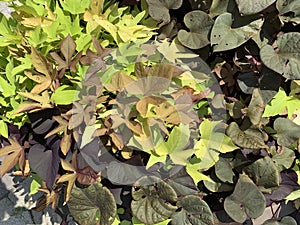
[178, 10, 214, 49]
[285, 189, 300, 202]
[224, 174, 266, 223]
[277, 0, 300, 23]
[235, 0, 276, 15]
[60, 0, 90, 14]
[263, 88, 288, 117]
[262, 216, 297, 225]
[146, 0, 183, 25]
[0, 120, 8, 138]
[50, 85, 79, 105]
[0, 76, 15, 97]
[155, 124, 193, 165]
[244, 156, 280, 191]
[0, 13, 12, 36]
[194, 119, 238, 170]
[209, 0, 230, 18]
[68, 182, 117, 225]
[215, 157, 234, 183]
[272, 146, 295, 172]
[274, 117, 300, 146]
[211, 13, 263, 52]
[247, 88, 265, 126]
[260, 32, 300, 80]
[226, 122, 268, 149]
[29, 174, 42, 196]
[171, 195, 214, 225]
[132, 217, 171, 225]
[131, 176, 177, 224]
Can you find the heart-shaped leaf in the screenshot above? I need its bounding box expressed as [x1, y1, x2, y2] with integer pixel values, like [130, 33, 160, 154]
[260, 32, 300, 80]
[272, 146, 295, 172]
[178, 10, 214, 49]
[131, 176, 177, 224]
[274, 117, 300, 146]
[215, 157, 234, 183]
[226, 122, 268, 149]
[235, 0, 277, 15]
[276, 0, 300, 23]
[211, 13, 263, 52]
[28, 137, 60, 190]
[244, 156, 280, 191]
[68, 182, 116, 225]
[262, 216, 297, 225]
[146, 0, 183, 25]
[171, 195, 214, 225]
[224, 174, 266, 223]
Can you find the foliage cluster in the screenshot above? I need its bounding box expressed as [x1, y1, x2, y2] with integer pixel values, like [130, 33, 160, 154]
[0, 0, 300, 224]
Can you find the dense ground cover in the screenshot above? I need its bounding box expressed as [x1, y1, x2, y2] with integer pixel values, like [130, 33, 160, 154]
[0, 0, 300, 224]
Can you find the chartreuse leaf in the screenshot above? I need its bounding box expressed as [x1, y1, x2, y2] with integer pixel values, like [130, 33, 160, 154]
[60, 0, 90, 14]
[154, 124, 194, 165]
[171, 195, 214, 225]
[274, 118, 300, 146]
[262, 216, 297, 225]
[224, 174, 266, 223]
[131, 176, 177, 224]
[132, 216, 171, 225]
[263, 88, 300, 119]
[260, 32, 300, 80]
[226, 122, 268, 149]
[211, 13, 263, 52]
[235, 0, 276, 15]
[186, 162, 213, 184]
[178, 10, 214, 49]
[0, 120, 8, 138]
[50, 85, 79, 105]
[146, 0, 183, 25]
[244, 156, 280, 192]
[194, 119, 238, 170]
[68, 182, 117, 225]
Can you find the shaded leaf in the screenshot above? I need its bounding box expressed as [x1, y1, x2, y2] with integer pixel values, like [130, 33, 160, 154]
[28, 137, 60, 190]
[224, 174, 266, 223]
[262, 216, 297, 225]
[247, 88, 265, 126]
[68, 182, 117, 225]
[235, 0, 276, 15]
[178, 10, 214, 49]
[146, 0, 183, 25]
[215, 157, 234, 183]
[172, 195, 214, 225]
[260, 32, 300, 80]
[166, 167, 198, 197]
[244, 156, 280, 191]
[272, 146, 295, 172]
[274, 117, 300, 146]
[226, 122, 268, 149]
[211, 13, 263, 52]
[131, 176, 177, 224]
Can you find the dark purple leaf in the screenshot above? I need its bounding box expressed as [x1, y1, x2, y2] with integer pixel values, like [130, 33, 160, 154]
[28, 136, 60, 190]
[265, 170, 300, 204]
